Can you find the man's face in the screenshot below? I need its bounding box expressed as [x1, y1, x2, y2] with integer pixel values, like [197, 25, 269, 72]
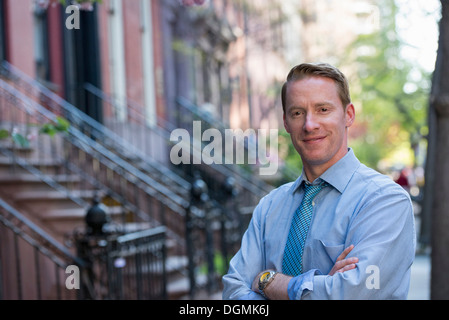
[283, 76, 355, 175]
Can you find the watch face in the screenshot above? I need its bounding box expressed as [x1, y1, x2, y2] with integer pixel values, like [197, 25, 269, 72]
[260, 272, 271, 282]
[259, 271, 276, 297]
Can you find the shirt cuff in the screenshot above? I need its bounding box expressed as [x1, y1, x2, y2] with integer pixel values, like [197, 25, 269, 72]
[287, 269, 322, 300]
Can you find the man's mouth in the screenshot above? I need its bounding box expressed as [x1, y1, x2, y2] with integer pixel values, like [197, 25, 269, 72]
[303, 136, 326, 143]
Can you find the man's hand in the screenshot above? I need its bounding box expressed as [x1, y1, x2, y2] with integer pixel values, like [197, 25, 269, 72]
[251, 270, 291, 300]
[328, 244, 358, 276]
[251, 245, 358, 300]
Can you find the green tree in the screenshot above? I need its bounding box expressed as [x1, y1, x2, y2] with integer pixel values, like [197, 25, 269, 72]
[345, 0, 430, 170]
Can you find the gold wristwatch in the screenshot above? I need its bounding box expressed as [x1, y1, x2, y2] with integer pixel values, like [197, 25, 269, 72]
[258, 270, 277, 298]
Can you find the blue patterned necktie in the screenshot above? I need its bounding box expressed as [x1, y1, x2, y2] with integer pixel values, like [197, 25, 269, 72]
[282, 181, 327, 276]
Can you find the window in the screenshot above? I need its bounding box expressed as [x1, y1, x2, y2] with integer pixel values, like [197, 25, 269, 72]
[33, 5, 50, 81]
[0, 0, 6, 62]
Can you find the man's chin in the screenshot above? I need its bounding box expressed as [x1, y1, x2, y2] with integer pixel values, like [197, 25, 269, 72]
[299, 147, 347, 171]
[300, 154, 330, 167]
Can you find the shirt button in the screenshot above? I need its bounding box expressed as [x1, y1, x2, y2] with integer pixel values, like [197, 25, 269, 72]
[312, 201, 315, 206]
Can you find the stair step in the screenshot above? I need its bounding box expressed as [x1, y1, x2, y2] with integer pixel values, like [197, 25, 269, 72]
[12, 190, 96, 214]
[14, 190, 96, 201]
[0, 157, 64, 175]
[0, 156, 62, 167]
[164, 255, 222, 300]
[43, 206, 123, 221]
[0, 174, 80, 184]
[41, 209, 155, 239]
[167, 273, 208, 300]
[0, 174, 81, 194]
[166, 255, 188, 274]
[0, 142, 33, 152]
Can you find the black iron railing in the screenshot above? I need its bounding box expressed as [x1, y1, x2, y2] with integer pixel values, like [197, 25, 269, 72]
[0, 74, 186, 242]
[0, 197, 84, 300]
[0, 195, 167, 300]
[0, 61, 190, 208]
[0, 70, 181, 299]
[83, 83, 274, 208]
[74, 226, 167, 300]
[0, 60, 266, 299]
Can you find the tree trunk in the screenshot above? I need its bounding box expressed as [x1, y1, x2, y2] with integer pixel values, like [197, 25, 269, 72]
[431, 0, 449, 300]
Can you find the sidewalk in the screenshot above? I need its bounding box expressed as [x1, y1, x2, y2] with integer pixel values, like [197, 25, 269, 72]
[407, 253, 431, 300]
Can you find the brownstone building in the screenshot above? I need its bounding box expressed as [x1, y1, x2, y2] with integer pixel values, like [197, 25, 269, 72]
[0, 0, 298, 299]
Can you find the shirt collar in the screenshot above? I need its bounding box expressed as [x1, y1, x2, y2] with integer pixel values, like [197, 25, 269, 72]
[289, 148, 361, 194]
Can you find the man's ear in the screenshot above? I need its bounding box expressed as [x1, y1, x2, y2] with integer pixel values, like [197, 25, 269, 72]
[345, 103, 355, 128]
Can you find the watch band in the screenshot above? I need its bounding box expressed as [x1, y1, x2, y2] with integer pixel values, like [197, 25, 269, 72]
[258, 270, 277, 298]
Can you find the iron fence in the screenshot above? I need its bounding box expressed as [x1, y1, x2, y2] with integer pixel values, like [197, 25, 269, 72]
[74, 226, 167, 300]
[0, 197, 83, 300]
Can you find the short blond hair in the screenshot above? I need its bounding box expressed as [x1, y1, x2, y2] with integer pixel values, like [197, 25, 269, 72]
[281, 63, 351, 111]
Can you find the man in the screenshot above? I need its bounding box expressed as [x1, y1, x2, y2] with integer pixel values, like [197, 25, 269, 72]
[222, 63, 415, 300]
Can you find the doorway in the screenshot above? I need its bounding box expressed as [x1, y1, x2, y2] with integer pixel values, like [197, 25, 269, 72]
[62, 4, 102, 123]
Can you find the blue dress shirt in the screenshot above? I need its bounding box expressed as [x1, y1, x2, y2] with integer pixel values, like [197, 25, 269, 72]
[222, 149, 415, 300]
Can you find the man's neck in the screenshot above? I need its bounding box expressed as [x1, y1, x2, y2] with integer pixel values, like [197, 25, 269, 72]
[303, 148, 349, 182]
[303, 165, 327, 182]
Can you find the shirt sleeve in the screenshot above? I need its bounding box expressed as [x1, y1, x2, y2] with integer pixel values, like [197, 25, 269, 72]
[222, 197, 268, 300]
[288, 188, 415, 300]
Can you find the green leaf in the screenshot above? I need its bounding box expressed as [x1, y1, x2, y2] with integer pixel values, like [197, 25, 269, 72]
[0, 129, 10, 139]
[55, 117, 70, 132]
[39, 117, 70, 137]
[39, 124, 57, 137]
[12, 133, 30, 148]
[58, 0, 103, 5]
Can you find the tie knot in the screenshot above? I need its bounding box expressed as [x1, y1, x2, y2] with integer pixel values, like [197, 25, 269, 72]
[303, 181, 327, 202]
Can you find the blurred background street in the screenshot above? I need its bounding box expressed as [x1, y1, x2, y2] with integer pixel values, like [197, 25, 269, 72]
[0, 0, 446, 300]
[409, 253, 430, 300]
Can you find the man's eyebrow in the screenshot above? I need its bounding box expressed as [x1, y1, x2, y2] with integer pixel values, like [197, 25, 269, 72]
[286, 102, 336, 110]
[315, 101, 336, 108]
[286, 105, 304, 111]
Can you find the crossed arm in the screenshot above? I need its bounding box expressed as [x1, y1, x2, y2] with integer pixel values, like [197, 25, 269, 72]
[250, 245, 358, 300]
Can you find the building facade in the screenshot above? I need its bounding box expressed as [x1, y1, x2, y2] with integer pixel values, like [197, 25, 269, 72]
[0, 0, 299, 299]
[0, 0, 384, 300]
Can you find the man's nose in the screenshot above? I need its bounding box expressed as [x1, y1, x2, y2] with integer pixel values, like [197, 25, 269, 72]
[303, 113, 320, 132]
